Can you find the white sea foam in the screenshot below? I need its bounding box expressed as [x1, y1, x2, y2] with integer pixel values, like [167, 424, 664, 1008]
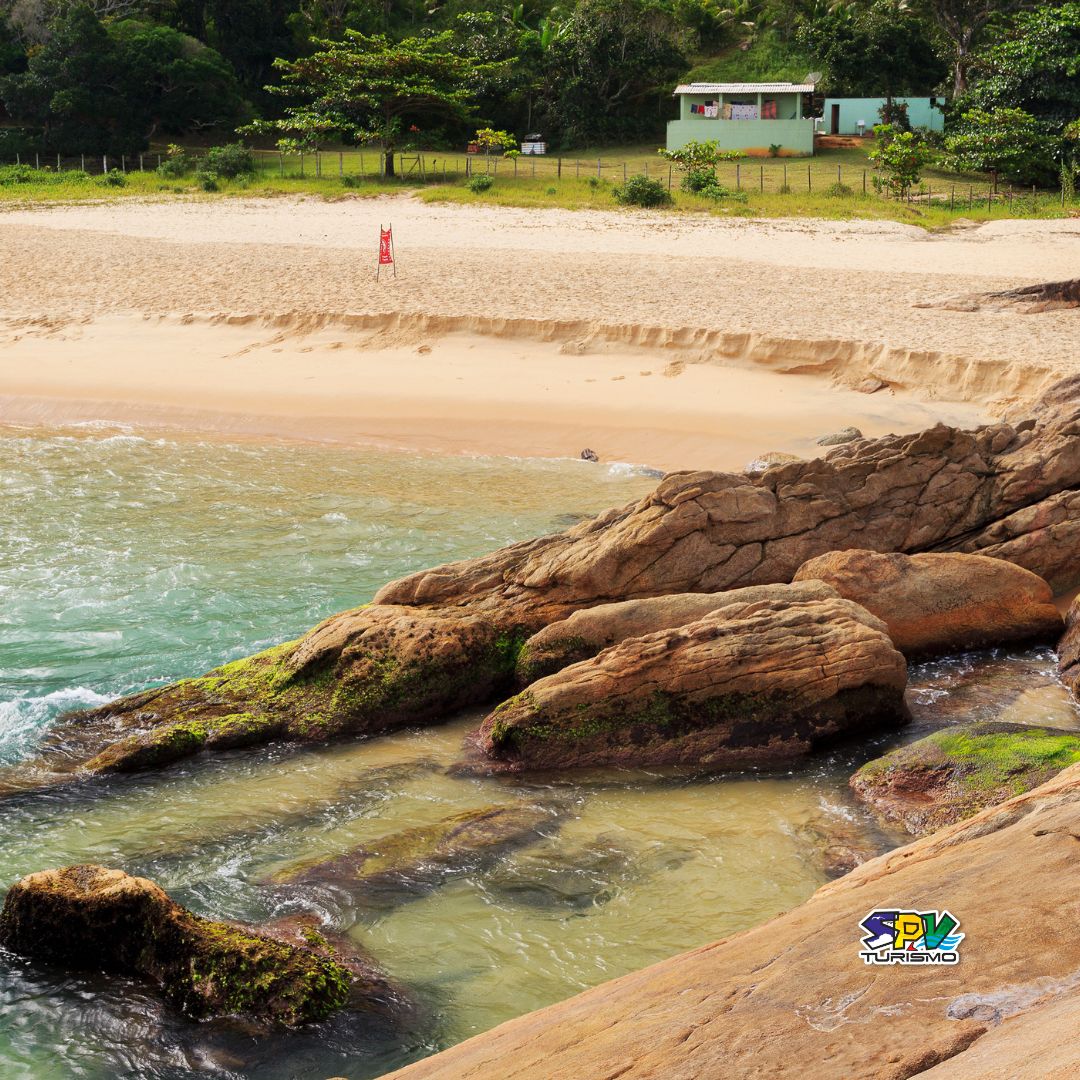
[0, 686, 113, 763]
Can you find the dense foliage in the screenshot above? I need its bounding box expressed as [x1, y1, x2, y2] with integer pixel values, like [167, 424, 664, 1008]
[0, 0, 1075, 173]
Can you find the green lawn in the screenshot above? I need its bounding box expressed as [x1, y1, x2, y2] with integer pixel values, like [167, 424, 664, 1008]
[0, 143, 1073, 226]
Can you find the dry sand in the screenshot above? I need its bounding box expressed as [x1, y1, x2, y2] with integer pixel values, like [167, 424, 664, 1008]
[1, 195, 1076, 469]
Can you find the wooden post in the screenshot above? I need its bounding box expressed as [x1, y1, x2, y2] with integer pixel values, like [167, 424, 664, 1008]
[759, 164, 763, 193]
[667, 165, 672, 192]
[807, 164, 811, 191]
[531, 156, 536, 178]
[736, 162, 740, 190]
[57, 153, 61, 171]
[784, 163, 788, 189]
[597, 158, 601, 179]
[557, 157, 562, 179]
[35, 152, 40, 169]
[950, 185, 955, 211]
[139, 154, 144, 171]
[837, 164, 841, 185]
[576, 159, 580, 178]
[623, 162, 627, 182]
[862, 168, 866, 194]
[279, 153, 284, 177]
[81, 154, 86, 172]
[300, 152, 304, 177]
[103, 154, 108, 174]
[121, 154, 126, 173]
[339, 151, 343, 177]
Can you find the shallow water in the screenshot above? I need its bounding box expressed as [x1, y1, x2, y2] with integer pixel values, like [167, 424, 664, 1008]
[1, 424, 1076, 1079]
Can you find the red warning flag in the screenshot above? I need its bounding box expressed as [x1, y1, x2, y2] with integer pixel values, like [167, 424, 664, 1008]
[379, 226, 394, 265]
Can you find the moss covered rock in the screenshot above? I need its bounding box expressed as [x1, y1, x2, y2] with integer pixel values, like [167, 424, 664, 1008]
[850, 723, 1080, 836]
[473, 595, 909, 772]
[0, 865, 403, 1026]
[272, 804, 555, 902]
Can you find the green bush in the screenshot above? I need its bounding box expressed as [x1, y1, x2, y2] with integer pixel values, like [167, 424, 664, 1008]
[870, 125, 933, 197]
[696, 181, 748, 203]
[0, 164, 41, 185]
[156, 144, 192, 178]
[200, 143, 256, 179]
[341, 174, 364, 188]
[467, 173, 494, 193]
[824, 181, 854, 197]
[613, 174, 671, 207]
[681, 168, 716, 193]
[198, 171, 220, 192]
[96, 169, 127, 187]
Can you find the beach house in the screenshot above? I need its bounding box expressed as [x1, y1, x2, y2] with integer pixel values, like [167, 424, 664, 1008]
[821, 97, 944, 136]
[666, 82, 816, 156]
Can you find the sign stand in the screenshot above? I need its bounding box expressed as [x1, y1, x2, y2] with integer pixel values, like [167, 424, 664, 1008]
[376, 223, 396, 280]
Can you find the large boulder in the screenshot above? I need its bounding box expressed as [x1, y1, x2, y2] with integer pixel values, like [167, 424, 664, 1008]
[473, 595, 908, 772]
[271, 804, 556, 902]
[794, 549, 1062, 656]
[0, 865, 405, 1026]
[378, 761, 1080, 1080]
[1058, 596, 1080, 700]
[13, 392, 1080, 791]
[850, 722, 1080, 836]
[516, 581, 840, 683]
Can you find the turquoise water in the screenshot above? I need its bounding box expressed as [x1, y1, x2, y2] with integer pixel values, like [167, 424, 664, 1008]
[2, 424, 1069, 1080]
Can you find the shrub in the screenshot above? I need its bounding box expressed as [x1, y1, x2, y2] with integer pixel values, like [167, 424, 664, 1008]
[768, 143, 782, 157]
[198, 171, 220, 191]
[942, 108, 1056, 186]
[696, 181, 748, 203]
[878, 100, 911, 131]
[97, 169, 127, 187]
[869, 125, 933, 197]
[341, 174, 364, 188]
[681, 168, 716, 193]
[156, 144, 192, 179]
[467, 173, 494, 193]
[200, 143, 255, 179]
[824, 181, 854, 197]
[777, 182, 792, 194]
[545, 186, 557, 195]
[0, 164, 40, 185]
[613, 174, 671, 207]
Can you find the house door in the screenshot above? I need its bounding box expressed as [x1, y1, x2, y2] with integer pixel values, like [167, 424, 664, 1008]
[830, 103, 841, 135]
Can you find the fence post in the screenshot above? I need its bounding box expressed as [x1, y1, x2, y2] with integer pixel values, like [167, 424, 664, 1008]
[862, 168, 866, 195]
[139, 153, 144, 171]
[950, 185, 955, 211]
[103, 154, 108, 174]
[783, 163, 788, 189]
[300, 152, 304, 177]
[557, 157, 562, 179]
[576, 159, 580, 178]
[623, 162, 627, 183]
[279, 153, 284, 177]
[121, 154, 126, 173]
[531, 156, 535, 178]
[35, 152, 40, 169]
[837, 164, 841, 185]
[597, 158, 601, 179]
[736, 162, 740, 190]
[339, 151, 343, 177]
[57, 153, 61, 171]
[81, 154, 85, 172]
[759, 164, 763, 193]
[644, 161, 648, 179]
[157, 154, 162, 169]
[807, 164, 811, 191]
[668, 165, 672, 192]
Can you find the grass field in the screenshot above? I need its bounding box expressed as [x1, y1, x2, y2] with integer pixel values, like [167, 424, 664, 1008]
[1, 142, 1074, 226]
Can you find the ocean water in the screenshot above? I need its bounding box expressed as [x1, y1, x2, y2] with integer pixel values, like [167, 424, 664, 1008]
[0, 424, 1073, 1080]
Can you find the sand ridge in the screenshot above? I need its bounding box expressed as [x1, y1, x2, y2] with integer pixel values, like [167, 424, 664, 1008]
[0, 197, 1075, 466]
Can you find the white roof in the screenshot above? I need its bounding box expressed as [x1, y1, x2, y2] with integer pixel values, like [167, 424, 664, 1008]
[674, 82, 814, 94]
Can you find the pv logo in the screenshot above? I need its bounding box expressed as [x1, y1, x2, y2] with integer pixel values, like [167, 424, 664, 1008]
[859, 909, 964, 965]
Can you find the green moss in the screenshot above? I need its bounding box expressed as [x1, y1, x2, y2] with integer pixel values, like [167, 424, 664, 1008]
[928, 728, 1080, 791]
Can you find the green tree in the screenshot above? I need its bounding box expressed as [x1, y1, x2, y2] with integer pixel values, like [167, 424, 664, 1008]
[250, 30, 510, 175]
[943, 106, 1056, 185]
[797, 0, 946, 100]
[917, 0, 1028, 95]
[0, 4, 245, 151]
[541, 0, 688, 145]
[869, 124, 934, 196]
[960, 4, 1080, 129]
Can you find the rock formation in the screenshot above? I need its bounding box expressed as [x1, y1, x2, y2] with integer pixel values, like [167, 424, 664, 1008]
[473, 596, 908, 772]
[9, 390, 1080, 789]
[271, 804, 556, 901]
[0, 865, 405, 1026]
[1058, 596, 1080, 699]
[793, 550, 1062, 655]
[377, 761, 1080, 1080]
[516, 581, 839, 683]
[850, 722, 1080, 836]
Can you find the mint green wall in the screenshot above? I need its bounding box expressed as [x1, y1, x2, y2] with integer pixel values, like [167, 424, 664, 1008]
[822, 97, 944, 134]
[666, 118, 815, 155]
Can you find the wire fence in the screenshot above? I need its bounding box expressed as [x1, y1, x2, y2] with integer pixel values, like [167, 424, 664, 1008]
[3, 146, 1074, 212]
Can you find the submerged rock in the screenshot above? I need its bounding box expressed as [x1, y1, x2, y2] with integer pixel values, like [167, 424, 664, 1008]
[516, 581, 839, 683]
[15, 390, 1080, 790]
[794, 550, 1062, 656]
[851, 722, 1080, 836]
[271, 804, 556, 901]
[378, 762, 1080, 1080]
[0, 865, 402, 1027]
[473, 596, 909, 772]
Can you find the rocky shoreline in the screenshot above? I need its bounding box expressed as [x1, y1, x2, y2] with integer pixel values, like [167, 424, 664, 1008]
[5, 382, 1080, 1070]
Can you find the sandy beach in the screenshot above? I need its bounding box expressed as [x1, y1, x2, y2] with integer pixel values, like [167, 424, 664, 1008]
[1, 195, 1076, 468]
